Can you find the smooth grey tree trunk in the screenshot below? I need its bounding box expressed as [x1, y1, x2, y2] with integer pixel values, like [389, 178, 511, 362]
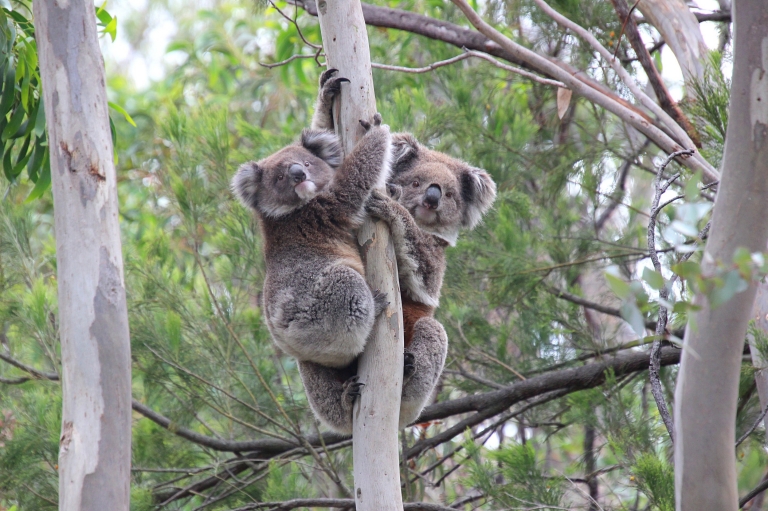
[673, 2, 768, 510]
[34, 1, 132, 510]
[316, 2, 405, 510]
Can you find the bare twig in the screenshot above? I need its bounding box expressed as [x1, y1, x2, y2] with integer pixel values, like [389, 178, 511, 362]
[741, 477, 768, 509]
[371, 49, 566, 87]
[612, 0, 643, 58]
[461, 49, 565, 87]
[735, 403, 768, 448]
[0, 352, 59, 380]
[259, 54, 321, 69]
[647, 149, 694, 443]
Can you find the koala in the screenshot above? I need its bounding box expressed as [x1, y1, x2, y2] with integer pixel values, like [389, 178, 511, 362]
[299, 110, 496, 433]
[232, 70, 392, 401]
[365, 133, 497, 426]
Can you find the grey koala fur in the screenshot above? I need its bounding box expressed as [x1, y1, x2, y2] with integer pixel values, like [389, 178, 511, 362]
[300, 97, 496, 433]
[232, 69, 392, 405]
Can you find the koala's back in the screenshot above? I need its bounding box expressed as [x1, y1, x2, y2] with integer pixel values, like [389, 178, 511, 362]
[259, 199, 370, 364]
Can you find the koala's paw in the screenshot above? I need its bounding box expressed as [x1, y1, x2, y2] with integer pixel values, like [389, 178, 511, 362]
[365, 190, 390, 219]
[342, 375, 365, 404]
[319, 69, 349, 99]
[371, 288, 390, 317]
[403, 352, 416, 381]
[359, 112, 383, 131]
[387, 183, 403, 201]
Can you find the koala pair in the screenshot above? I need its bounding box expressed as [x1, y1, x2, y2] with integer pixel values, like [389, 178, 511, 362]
[233, 70, 496, 434]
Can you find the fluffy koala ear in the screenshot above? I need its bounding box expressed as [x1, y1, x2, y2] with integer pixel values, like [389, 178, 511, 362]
[391, 133, 420, 174]
[231, 162, 263, 211]
[460, 167, 497, 229]
[301, 129, 343, 168]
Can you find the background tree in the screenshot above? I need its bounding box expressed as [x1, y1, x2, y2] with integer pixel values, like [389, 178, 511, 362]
[3, 0, 767, 510]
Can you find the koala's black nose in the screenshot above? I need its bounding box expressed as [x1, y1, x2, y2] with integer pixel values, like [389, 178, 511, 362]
[289, 164, 306, 183]
[423, 185, 442, 209]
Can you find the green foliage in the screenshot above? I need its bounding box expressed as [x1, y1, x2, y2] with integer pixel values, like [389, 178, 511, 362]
[633, 453, 675, 511]
[686, 51, 731, 165]
[0, 1, 760, 509]
[466, 440, 564, 509]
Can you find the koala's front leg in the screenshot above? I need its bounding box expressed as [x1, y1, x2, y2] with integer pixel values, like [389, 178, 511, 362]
[299, 361, 361, 435]
[326, 113, 391, 221]
[399, 317, 448, 429]
[311, 68, 349, 131]
[366, 189, 445, 307]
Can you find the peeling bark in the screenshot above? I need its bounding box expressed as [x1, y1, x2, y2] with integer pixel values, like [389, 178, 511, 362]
[673, 2, 768, 510]
[33, 1, 132, 510]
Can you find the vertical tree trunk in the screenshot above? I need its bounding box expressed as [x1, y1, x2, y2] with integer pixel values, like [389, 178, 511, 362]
[315, 2, 405, 510]
[33, 1, 132, 510]
[673, 2, 768, 510]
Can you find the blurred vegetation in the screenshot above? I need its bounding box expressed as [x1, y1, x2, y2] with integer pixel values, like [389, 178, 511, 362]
[0, 1, 761, 510]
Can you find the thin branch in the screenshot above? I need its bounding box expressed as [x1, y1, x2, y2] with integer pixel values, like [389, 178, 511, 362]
[545, 285, 657, 330]
[529, 0, 706, 169]
[647, 149, 694, 443]
[462, 49, 565, 87]
[735, 403, 768, 448]
[741, 477, 768, 509]
[294, 0, 717, 179]
[608, 0, 700, 147]
[0, 352, 59, 380]
[259, 54, 321, 69]
[371, 52, 473, 73]
[612, 0, 642, 58]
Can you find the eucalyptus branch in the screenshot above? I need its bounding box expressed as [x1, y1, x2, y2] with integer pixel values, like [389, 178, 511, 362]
[0, 352, 59, 380]
[530, 0, 701, 157]
[647, 149, 694, 443]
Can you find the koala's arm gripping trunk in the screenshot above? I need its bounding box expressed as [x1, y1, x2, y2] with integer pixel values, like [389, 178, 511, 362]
[316, 3, 405, 510]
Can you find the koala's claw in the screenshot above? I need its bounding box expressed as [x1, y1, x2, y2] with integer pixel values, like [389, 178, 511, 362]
[403, 352, 416, 380]
[359, 113, 383, 131]
[322, 77, 350, 98]
[387, 183, 403, 200]
[342, 376, 365, 402]
[319, 68, 339, 87]
[371, 289, 390, 317]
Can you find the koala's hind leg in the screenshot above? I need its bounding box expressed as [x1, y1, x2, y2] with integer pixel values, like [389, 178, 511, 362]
[285, 265, 383, 368]
[399, 317, 448, 429]
[299, 360, 360, 435]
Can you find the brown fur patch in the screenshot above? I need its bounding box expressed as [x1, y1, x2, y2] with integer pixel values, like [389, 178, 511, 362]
[331, 240, 365, 275]
[402, 292, 435, 348]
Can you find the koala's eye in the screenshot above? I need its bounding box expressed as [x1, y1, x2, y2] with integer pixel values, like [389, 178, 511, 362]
[445, 191, 453, 198]
[412, 180, 420, 188]
[304, 161, 310, 167]
[277, 174, 285, 181]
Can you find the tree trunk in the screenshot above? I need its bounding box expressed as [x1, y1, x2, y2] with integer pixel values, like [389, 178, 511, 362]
[33, 1, 132, 510]
[315, 3, 405, 510]
[673, 2, 768, 510]
[638, 0, 709, 95]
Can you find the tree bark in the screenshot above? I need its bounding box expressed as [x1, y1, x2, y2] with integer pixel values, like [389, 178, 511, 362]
[33, 1, 132, 510]
[673, 2, 768, 510]
[638, 0, 709, 95]
[315, 2, 405, 510]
